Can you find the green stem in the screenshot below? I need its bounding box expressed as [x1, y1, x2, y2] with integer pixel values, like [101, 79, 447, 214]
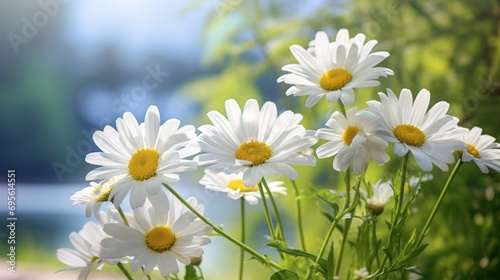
[117, 262, 134, 280]
[291, 180, 306, 251]
[262, 178, 286, 243]
[305, 180, 362, 279]
[416, 161, 463, 247]
[258, 181, 277, 240]
[393, 154, 409, 231]
[117, 207, 129, 226]
[378, 153, 409, 270]
[372, 216, 380, 267]
[338, 100, 347, 116]
[335, 169, 353, 276]
[305, 212, 342, 280]
[162, 183, 283, 271]
[142, 267, 152, 280]
[239, 198, 245, 280]
[335, 218, 352, 276]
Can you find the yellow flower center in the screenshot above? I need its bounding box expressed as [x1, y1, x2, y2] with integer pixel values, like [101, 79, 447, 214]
[89, 256, 99, 264]
[128, 148, 160, 181]
[466, 143, 480, 158]
[235, 141, 272, 166]
[145, 226, 176, 253]
[393, 124, 426, 147]
[341, 126, 359, 146]
[319, 68, 352, 91]
[227, 179, 259, 192]
[96, 186, 113, 202]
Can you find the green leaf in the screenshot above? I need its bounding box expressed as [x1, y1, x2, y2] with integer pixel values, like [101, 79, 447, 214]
[184, 264, 198, 280]
[270, 269, 299, 280]
[326, 243, 335, 280]
[267, 241, 318, 260]
[317, 194, 340, 215]
[267, 241, 328, 278]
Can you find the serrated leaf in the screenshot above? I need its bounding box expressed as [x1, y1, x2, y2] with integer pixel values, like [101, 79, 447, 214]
[270, 269, 299, 280]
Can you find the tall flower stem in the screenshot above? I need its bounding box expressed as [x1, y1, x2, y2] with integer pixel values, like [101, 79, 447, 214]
[163, 183, 283, 271]
[258, 181, 277, 240]
[335, 169, 353, 276]
[416, 161, 463, 247]
[239, 198, 246, 280]
[372, 216, 381, 267]
[262, 178, 286, 242]
[117, 262, 134, 280]
[305, 180, 361, 280]
[292, 180, 306, 251]
[393, 153, 409, 231]
[378, 153, 409, 270]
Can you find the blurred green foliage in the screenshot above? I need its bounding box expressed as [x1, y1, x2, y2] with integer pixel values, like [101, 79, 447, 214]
[184, 0, 500, 278]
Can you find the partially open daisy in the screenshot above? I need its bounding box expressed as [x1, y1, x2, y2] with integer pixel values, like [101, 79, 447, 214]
[193, 99, 317, 187]
[85, 105, 198, 209]
[57, 209, 122, 280]
[278, 29, 393, 107]
[367, 88, 467, 172]
[360, 179, 394, 215]
[199, 170, 287, 205]
[460, 126, 500, 173]
[316, 107, 389, 175]
[98, 195, 211, 278]
[71, 175, 122, 218]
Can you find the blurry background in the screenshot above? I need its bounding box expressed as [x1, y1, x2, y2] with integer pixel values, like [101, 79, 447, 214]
[0, 0, 499, 279]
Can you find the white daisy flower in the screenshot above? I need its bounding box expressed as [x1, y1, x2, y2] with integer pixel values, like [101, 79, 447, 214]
[460, 126, 500, 173]
[70, 175, 122, 218]
[277, 29, 393, 107]
[361, 179, 394, 215]
[199, 170, 287, 205]
[193, 99, 317, 187]
[367, 88, 467, 172]
[315, 107, 390, 175]
[98, 194, 211, 278]
[57, 209, 121, 280]
[85, 105, 198, 209]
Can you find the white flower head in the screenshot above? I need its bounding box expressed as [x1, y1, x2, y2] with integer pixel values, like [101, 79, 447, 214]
[57, 209, 122, 280]
[98, 194, 211, 278]
[316, 107, 390, 175]
[361, 180, 394, 215]
[367, 88, 467, 172]
[193, 99, 317, 187]
[199, 170, 287, 205]
[460, 126, 500, 173]
[85, 105, 198, 209]
[278, 29, 393, 107]
[70, 175, 123, 218]
[353, 267, 369, 280]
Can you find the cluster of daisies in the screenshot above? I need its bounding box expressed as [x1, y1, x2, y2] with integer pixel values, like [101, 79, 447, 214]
[57, 29, 500, 279]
